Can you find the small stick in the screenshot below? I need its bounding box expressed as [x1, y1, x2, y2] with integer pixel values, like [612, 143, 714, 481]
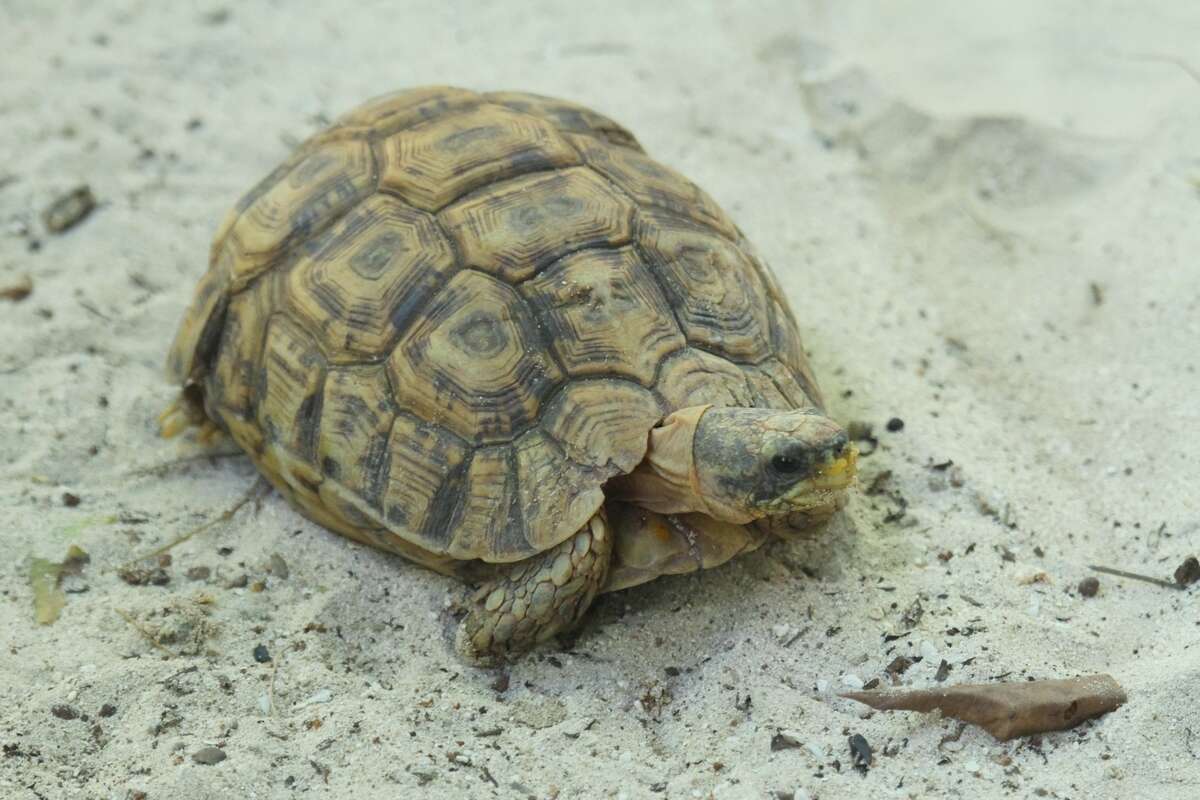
[1088, 564, 1181, 590]
[123, 449, 245, 478]
[120, 478, 268, 569]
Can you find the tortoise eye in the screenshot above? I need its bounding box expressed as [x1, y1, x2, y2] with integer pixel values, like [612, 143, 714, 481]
[770, 453, 806, 475]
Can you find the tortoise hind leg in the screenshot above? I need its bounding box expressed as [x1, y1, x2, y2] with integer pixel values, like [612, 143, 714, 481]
[158, 384, 224, 445]
[456, 508, 612, 664]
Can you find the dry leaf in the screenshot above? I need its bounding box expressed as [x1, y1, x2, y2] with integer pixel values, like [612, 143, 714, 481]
[29, 545, 90, 624]
[841, 674, 1126, 740]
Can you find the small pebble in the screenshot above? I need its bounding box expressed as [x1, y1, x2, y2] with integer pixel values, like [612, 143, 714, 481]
[51, 704, 78, 720]
[192, 746, 226, 765]
[253, 644, 271, 663]
[885, 417, 905, 432]
[185, 566, 211, 581]
[770, 731, 803, 751]
[118, 565, 169, 586]
[42, 186, 96, 233]
[0, 274, 33, 302]
[1078, 576, 1100, 597]
[848, 733, 872, 773]
[61, 492, 81, 507]
[1174, 556, 1200, 587]
[98, 703, 117, 718]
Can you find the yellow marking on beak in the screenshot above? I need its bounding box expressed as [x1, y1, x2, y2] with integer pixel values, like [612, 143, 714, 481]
[812, 446, 858, 489]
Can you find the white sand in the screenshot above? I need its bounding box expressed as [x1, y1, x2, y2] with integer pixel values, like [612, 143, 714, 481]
[3, 2, 1199, 798]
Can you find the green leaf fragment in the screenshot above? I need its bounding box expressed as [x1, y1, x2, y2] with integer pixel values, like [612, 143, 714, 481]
[29, 545, 90, 625]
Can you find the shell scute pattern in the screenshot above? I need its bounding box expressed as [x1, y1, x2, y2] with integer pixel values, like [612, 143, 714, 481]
[521, 247, 685, 386]
[225, 140, 378, 291]
[385, 269, 562, 445]
[636, 211, 774, 364]
[483, 91, 644, 151]
[438, 166, 635, 282]
[568, 133, 737, 239]
[285, 194, 456, 361]
[172, 86, 818, 562]
[379, 103, 581, 211]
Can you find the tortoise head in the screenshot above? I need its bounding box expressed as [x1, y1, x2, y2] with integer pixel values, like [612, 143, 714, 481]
[692, 407, 856, 522]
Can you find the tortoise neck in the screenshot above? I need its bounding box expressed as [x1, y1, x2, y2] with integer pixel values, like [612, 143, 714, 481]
[608, 405, 755, 524]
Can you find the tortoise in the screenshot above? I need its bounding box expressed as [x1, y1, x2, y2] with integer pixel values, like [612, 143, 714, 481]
[160, 86, 857, 662]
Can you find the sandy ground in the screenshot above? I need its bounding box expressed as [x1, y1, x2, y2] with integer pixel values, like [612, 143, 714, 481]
[2, 1, 1199, 798]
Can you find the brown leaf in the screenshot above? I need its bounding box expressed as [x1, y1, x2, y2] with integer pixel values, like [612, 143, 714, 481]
[841, 674, 1126, 741]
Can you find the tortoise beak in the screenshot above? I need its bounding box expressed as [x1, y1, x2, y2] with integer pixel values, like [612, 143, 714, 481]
[774, 439, 857, 511]
[810, 442, 858, 491]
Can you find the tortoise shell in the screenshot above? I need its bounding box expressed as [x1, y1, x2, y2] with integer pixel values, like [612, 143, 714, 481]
[167, 86, 823, 564]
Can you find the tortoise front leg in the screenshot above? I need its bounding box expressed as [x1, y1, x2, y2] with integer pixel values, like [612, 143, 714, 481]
[456, 508, 611, 664]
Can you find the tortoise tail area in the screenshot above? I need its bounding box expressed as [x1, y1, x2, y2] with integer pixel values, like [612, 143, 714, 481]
[160, 262, 230, 441]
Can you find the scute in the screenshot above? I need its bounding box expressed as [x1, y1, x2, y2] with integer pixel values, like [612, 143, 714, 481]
[332, 86, 482, 138]
[379, 104, 580, 211]
[387, 270, 561, 444]
[316, 364, 395, 509]
[571, 133, 736, 239]
[514, 430, 606, 554]
[226, 140, 377, 291]
[638, 211, 773, 363]
[449, 446, 524, 560]
[656, 348, 755, 409]
[380, 412, 470, 552]
[521, 247, 684, 385]
[541, 379, 662, 473]
[484, 91, 643, 151]
[285, 194, 456, 360]
[166, 253, 230, 384]
[258, 314, 327, 459]
[438, 167, 634, 282]
[205, 269, 283, 454]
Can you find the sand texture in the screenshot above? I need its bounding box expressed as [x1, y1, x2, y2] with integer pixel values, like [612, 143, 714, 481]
[2, 2, 1199, 798]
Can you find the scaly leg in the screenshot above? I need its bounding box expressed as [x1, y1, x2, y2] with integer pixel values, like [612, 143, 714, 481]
[456, 509, 611, 664]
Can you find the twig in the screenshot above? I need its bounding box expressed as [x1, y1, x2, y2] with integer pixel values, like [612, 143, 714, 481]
[123, 449, 246, 478]
[77, 299, 113, 321]
[113, 608, 173, 656]
[1088, 564, 1181, 590]
[267, 656, 280, 717]
[121, 478, 268, 569]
